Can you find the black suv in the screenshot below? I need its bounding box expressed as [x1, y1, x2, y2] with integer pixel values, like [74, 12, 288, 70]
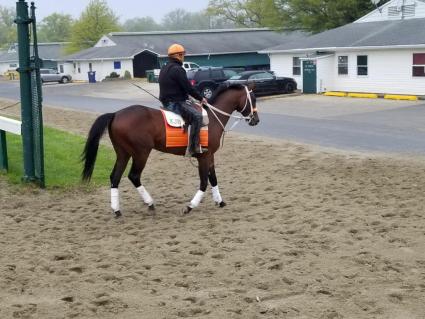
[187, 67, 238, 99]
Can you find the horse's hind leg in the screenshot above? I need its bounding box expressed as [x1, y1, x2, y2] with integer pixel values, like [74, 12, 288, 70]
[110, 152, 130, 218]
[208, 156, 226, 208]
[128, 150, 155, 211]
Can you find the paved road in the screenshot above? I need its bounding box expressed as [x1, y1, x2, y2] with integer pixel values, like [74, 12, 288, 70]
[1, 80, 425, 155]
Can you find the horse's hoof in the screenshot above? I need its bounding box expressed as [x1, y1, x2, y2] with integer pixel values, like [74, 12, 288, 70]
[182, 206, 192, 215]
[219, 201, 227, 208]
[148, 204, 155, 211]
[114, 210, 122, 218]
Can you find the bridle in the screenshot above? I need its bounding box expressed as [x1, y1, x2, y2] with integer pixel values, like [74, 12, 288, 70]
[204, 85, 257, 132]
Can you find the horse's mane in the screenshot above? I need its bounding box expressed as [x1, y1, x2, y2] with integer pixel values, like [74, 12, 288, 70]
[208, 83, 245, 104]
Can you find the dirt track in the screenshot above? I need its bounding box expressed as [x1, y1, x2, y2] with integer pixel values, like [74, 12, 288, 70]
[1, 102, 424, 318]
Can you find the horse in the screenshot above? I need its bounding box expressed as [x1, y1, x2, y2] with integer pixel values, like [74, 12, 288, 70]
[81, 83, 259, 217]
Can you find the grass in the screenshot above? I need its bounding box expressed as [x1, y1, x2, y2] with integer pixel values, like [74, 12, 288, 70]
[1, 126, 116, 189]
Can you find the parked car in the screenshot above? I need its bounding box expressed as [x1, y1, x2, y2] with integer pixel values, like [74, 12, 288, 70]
[183, 61, 200, 72]
[40, 69, 72, 84]
[227, 70, 297, 95]
[187, 67, 241, 98]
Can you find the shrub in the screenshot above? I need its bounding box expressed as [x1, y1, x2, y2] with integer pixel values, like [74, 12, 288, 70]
[109, 72, 120, 78]
[124, 70, 132, 79]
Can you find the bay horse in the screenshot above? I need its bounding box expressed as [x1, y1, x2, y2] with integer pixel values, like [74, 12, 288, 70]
[81, 83, 259, 217]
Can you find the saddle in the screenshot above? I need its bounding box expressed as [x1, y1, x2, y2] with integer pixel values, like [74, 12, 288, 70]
[161, 108, 209, 148]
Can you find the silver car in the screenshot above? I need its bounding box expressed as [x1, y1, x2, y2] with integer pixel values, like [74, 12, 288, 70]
[40, 69, 72, 84]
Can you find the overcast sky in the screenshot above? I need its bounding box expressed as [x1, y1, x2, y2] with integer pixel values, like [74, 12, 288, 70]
[0, 0, 210, 22]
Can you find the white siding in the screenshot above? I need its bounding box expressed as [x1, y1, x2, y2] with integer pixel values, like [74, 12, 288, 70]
[269, 49, 425, 95]
[270, 53, 303, 90]
[330, 49, 425, 95]
[357, 0, 425, 23]
[69, 59, 133, 81]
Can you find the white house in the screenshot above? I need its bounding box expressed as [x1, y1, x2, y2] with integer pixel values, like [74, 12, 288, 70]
[260, 0, 425, 95]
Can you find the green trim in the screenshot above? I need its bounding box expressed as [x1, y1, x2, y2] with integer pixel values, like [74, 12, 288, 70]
[0, 130, 8, 171]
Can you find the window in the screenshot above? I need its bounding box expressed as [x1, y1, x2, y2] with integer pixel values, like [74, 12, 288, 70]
[338, 56, 348, 75]
[114, 61, 121, 70]
[9, 63, 17, 68]
[357, 55, 368, 76]
[293, 57, 301, 75]
[195, 70, 209, 81]
[77, 63, 81, 73]
[249, 72, 274, 80]
[211, 70, 223, 78]
[413, 53, 425, 77]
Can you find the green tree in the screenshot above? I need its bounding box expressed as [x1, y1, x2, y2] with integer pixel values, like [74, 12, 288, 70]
[162, 9, 234, 30]
[122, 17, 162, 32]
[67, 0, 121, 53]
[0, 6, 17, 48]
[38, 13, 74, 42]
[208, 0, 388, 33]
[207, 0, 284, 28]
[285, 0, 387, 33]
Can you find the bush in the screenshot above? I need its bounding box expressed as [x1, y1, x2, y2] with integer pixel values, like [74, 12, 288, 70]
[109, 72, 120, 78]
[124, 70, 132, 79]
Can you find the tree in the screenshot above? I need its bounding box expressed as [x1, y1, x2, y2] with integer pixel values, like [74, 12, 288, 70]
[162, 9, 234, 30]
[0, 6, 17, 48]
[122, 17, 162, 32]
[207, 0, 285, 28]
[38, 13, 74, 42]
[284, 0, 387, 33]
[208, 0, 388, 33]
[67, 0, 121, 53]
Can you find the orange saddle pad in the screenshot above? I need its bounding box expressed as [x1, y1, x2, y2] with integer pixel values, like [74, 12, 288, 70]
[161, 110, 208, 148]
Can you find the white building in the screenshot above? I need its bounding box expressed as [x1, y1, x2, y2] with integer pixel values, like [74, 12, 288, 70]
[260, 0, 425, 95]
[59, 29, 306, 82]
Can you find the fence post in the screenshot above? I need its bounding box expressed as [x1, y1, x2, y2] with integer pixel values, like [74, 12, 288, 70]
[15, 0, 35, 182]
[0, 130, 8, 171]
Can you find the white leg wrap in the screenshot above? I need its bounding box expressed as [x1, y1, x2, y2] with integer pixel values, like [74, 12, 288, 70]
[137, 185, 154, 206]
[211, 186, 223, 204]
[111, 188, 120, 212]
[189, 190, 205, 209]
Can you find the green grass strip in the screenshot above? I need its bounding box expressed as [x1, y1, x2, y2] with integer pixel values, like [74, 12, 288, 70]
[1, 126, 115, 189]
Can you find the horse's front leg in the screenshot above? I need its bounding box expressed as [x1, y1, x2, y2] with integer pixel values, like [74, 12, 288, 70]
[208, 158, 226, 208]
[183, 156, 209, 214]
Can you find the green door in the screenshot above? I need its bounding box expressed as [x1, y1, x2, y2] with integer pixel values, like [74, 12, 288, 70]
[303, 60, 317, 94]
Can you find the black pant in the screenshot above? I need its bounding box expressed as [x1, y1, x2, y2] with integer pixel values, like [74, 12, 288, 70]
[164, 101, 203, 152]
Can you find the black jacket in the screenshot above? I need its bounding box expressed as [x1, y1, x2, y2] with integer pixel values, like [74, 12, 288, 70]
[159, 58, 203, 104]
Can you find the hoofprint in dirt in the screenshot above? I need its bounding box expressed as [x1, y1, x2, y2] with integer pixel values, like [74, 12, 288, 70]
[1, 103, 424, 319]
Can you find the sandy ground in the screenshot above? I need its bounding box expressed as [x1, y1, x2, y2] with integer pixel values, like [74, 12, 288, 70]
[1, 100, 425, 319]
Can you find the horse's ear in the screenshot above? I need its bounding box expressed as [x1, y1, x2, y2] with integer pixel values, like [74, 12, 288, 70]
[247, 81, 255, 91]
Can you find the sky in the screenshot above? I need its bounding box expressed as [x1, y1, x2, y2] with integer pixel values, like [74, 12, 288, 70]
[0, 0, 210, 22]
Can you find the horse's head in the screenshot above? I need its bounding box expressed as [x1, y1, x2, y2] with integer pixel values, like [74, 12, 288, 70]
[208, 83, 259, 127]
[237, 83, 259, 126]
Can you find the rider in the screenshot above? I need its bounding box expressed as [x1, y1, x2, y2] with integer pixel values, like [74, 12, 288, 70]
[159, 43, 208, 156]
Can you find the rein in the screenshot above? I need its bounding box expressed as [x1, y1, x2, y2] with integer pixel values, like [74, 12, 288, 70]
[204, 85, 256, 147]
[205, 86, 255, 132]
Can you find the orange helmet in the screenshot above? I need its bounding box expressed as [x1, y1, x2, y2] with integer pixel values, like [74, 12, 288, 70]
[168, 44, 185, 56]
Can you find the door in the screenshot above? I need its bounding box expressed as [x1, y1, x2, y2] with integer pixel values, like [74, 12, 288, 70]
[302, 60, 317, 94]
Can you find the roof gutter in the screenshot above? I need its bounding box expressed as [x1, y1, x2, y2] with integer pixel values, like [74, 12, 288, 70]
[260, 44, 425, 54]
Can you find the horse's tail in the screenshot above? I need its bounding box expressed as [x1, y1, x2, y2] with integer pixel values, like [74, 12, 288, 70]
[81, 113, 115, 182]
